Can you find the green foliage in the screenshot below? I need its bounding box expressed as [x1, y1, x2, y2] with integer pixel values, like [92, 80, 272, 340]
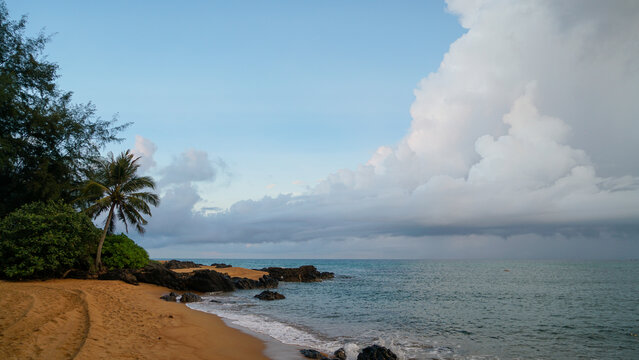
[0, 201, 100, 279]
[81, 150, 159, 270]
[83, 150, 160, 234]
[0, 2, 128, 217]
[101, 233, 149, 270]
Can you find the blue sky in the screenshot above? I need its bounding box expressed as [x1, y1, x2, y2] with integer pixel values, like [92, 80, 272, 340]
[7, 1, 639, 259]
[7, 0, 464, 208]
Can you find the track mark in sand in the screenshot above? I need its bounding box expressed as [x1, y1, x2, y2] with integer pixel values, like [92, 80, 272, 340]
[0, 284, 90, 360]
[68, 289, 90, 360]
[0, 290, 34, 334]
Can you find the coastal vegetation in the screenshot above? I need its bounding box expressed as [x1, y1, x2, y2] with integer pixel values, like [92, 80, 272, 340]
[0, 201, 98, 279]
[0, 2, 127, 219]
[0, 2, 156, 278]
[80, 150, 159, 271]
[101, 233, 150, 270]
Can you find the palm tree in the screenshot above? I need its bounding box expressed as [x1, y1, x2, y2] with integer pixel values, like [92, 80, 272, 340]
[82, 150, 159, 271]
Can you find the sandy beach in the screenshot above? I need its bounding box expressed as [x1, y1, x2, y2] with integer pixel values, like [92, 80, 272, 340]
[0, 279, 269, 360]
[171, 266, 269, 280]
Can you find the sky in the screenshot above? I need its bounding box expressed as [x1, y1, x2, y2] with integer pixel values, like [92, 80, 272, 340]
[8, 0, 639, 259]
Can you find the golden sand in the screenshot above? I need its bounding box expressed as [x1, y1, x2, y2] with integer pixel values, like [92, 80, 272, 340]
[171, 266, 268, 281]
[0, 279, 268, 360]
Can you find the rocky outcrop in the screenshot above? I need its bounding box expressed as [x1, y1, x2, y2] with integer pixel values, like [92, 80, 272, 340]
[180, 292, 202, 303]
[357, 345, 397, 360]
[210, 263, 232, 268]
[132, 262, 185, 290]
[183, 270, 235, 292]
[232, 275, 278, 290]
[333, 348, 346, 360]
[261, 265, 334, 282]
[254, 290, 285, 301]
[164, 260, 202, 269]
[160, 292, 178, 302]
[131, 263, 234, 292]
[110, 262, 332, 294]
[98, 269, 138, 285]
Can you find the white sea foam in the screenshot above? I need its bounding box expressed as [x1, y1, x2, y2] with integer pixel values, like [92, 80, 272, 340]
[187, 300, 327, 350]
[186, 297, 439, 360]
[187, 300, 430, 360]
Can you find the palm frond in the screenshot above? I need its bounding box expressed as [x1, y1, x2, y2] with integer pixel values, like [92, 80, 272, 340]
[129, 191, 160, 207]
[126, 196, 152, 216]
[81, 149, 159, 235]
[117, 207, 129, 233]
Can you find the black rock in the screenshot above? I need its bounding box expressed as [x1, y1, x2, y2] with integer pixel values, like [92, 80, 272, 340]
[258, 275, 279, 288]
[98, 269, 139, 285]
[254, 290, 285, 301]
[160, 292, 178, 302]
[132, 262, 184, 290]
[131, 263, 236, 293]
[210, 263, 232, 268]
[357, 345, 398, 360]
[164, 260, 202, 269]
[232, 277, 258, 290]
[260, 265, 334, 282]
[334, 348, 347, 360]
[184, 270, 235, 292]
[319, 271, 334, 279]
[232, 275, 278, 290]
[299, 349, 331, 360]
[180, 292, 202, 303]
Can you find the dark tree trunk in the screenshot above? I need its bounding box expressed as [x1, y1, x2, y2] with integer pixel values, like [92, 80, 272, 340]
[95, 203, 115, 272]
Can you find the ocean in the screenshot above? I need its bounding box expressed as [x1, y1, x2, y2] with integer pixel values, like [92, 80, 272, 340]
[177, 259, 639, 359]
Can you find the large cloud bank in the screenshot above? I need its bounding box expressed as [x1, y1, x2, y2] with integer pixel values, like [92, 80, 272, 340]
[141, 0, 639, 254]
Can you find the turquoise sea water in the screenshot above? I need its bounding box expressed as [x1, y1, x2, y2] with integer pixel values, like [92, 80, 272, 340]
[177, 259, 639, 359]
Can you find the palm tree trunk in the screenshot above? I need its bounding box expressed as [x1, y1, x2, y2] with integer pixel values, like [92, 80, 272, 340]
[95, 203, 115, 272]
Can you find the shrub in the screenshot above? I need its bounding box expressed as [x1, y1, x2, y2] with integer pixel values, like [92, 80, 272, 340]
[0, 201, 99, 279]
[101, 233, 149, 269]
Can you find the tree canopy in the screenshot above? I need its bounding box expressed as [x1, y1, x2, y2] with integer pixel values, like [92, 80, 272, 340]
[0, 201, 99, 279]
[0, 2, 127, 217]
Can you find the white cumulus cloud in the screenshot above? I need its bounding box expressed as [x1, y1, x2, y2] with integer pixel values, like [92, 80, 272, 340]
[131, 135, 157, 172]
[159, 149, 228, 186]
[140, 0, 639, 257]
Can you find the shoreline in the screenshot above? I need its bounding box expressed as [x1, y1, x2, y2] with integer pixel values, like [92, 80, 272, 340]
[215, 314, 307, 360]
[0, 279, 273, 360]
[186, 288, 346, 360]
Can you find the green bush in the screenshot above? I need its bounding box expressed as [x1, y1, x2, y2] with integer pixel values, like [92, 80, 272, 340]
[0, 201, 99, 279]
[101, 233, 149, 269]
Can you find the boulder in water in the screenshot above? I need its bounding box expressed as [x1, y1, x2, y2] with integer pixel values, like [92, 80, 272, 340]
[357, 345, 398, 360]
[334, 348, 347, 360]
[254, 290, 285, 301]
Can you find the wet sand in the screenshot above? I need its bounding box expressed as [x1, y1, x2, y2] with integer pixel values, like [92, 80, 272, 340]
[0, 279, 269, 360]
